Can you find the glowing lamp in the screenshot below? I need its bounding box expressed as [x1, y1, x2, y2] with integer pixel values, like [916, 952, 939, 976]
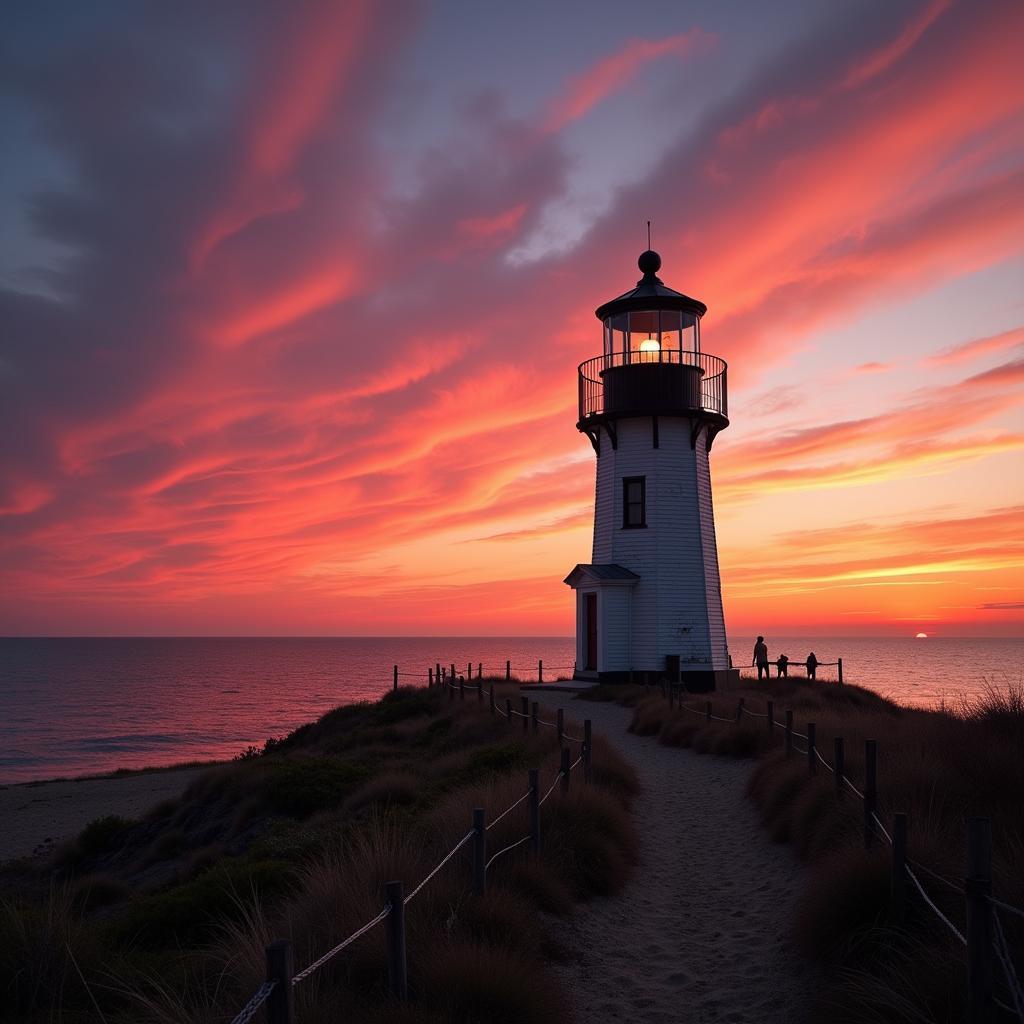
[638, 338, 660, 352]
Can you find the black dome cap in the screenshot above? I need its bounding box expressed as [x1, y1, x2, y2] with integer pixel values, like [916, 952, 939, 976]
[594, 250, 707, 321]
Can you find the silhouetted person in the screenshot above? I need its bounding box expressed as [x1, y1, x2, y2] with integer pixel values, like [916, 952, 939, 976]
[806, 652, 819, 680]
[753, 636, 770, 680]
[776, 654, 789, 678]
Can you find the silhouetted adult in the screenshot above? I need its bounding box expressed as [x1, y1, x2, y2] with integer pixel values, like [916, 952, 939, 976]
[776, 654, 789, 678]
[753, 636, 770, 680]
[806, 652, 819, 680]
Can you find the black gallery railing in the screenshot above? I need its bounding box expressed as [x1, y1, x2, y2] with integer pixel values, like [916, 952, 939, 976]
[577, 349, 728, 421]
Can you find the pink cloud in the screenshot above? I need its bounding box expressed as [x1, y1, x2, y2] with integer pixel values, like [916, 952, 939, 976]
[3, 0, 1024, 635]
[542, 30, 713, 133]
[926, 325, 1024, 365]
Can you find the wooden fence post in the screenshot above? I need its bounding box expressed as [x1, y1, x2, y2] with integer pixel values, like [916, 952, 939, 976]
[864, 739, 877, 849]
[521, 696, 529, 734]
[428, 667, 433, 688]
[436, 663, 441, 689]
[476, 678, 483, 702]
[705, 700, 712, 723]
[557, 708, 564, 746]
[489, 685, 495, 715]
[472, 808, 486, 896]
[384, 881, 407, 1000]
[505, 697, 512, 724]
[584, 720, 593, 783]
[785, 710, 793, 756]
[834, 737, 845, 798]
[393, 665, 398, 691]
[891, 812, 907, 925]
[561, 747, 571, 794]
[837, 657, 844, 685]
[538, 659, 544, 683]
[265, 939, 294, 1024]
[966, 816, 993, 1024]
[528, 769, 540, 854]
[807, 723, 816, 775]
[468, 662, 472, 684]
[478, 662, 483, 679]
[767, 700, 774, 738]
[531, 701, 538, 734]
[450, 663, 456, 685]
[506, 659, 511, 681]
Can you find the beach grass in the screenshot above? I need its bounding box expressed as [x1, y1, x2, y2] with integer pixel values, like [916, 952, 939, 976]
[0, 681, 637, 1024]
[582, 676, 1024, 1021]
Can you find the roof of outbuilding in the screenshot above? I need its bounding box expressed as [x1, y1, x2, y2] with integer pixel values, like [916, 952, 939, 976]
[563, 563, 641, 586]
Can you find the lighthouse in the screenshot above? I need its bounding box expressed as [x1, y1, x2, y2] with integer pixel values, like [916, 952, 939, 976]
[565, 248, 739, 691]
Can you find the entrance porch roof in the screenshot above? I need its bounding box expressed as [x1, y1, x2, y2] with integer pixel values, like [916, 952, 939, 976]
[563, 563, 641, 588]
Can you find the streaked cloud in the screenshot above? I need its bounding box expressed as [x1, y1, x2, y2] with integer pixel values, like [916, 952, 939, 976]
[1, 0, 1022, 636]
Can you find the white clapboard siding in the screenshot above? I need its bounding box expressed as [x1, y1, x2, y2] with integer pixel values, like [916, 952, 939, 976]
[587, 416, 730, 673]
[695, 428, 729, 668]
[601, 587, 632, 671]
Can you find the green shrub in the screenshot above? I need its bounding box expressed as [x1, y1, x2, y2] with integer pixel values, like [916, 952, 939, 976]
[253, 756, 370, 816]
[77, 814, 134, 858]
[116, 857, 292, 948]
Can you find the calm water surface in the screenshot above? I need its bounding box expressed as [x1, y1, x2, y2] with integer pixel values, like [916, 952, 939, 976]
[1, 636, 1020, 783]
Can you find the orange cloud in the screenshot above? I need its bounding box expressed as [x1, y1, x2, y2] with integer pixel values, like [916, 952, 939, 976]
[209, 263, 358, 348]
[4, 1, 1024, 637]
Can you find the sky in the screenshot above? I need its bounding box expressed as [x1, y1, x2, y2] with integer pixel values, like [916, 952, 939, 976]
[1, 0, 1022, 638]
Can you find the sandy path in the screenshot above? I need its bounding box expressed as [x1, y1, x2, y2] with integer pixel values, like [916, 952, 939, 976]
[535, 692, 814, 1024]
[0, 767, 208, 862]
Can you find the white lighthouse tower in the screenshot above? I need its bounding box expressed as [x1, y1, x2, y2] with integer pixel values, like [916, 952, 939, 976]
[565, 248, 738, 691]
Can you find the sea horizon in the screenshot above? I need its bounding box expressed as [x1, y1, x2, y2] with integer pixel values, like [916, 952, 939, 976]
[2, 634, 1021, 785]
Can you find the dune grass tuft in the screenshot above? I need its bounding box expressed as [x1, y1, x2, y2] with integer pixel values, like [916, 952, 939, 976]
[597, 675, 1024, 1021]
[2, 684, 636, 1023]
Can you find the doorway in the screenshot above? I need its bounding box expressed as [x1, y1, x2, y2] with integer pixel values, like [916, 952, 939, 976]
[585, 593, 598, 670]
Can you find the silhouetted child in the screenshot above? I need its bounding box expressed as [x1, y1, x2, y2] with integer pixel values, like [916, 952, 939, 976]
[753, 636, 770, 680]
[806, 652, 819, 680]
[776, 654, 789, 677]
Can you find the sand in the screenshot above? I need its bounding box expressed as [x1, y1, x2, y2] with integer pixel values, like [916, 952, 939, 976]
[0, 767, 209, 862]
[535, 692, 815, 1024]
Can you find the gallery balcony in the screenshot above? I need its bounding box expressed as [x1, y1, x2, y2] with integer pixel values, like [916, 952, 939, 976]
[577, 349, 728, 424]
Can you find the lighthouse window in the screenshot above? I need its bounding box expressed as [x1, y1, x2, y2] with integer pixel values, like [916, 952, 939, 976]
[622, 476, 646, 528]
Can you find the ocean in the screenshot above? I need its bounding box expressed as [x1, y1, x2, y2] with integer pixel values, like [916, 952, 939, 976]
[1, 635, 1021, 784]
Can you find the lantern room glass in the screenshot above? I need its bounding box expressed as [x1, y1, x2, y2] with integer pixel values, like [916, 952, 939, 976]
[603, 310, 700, 361]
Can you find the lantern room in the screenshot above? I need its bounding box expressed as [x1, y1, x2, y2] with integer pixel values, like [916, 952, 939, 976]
[578, 250, 726, 431]
[596, 249, 706, 363]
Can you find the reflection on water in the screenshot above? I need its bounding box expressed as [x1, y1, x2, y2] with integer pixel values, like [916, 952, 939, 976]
[1, 635, 1020, 783]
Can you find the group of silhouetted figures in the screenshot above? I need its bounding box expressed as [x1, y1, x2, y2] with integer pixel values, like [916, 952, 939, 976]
[752, 636, 819, 680]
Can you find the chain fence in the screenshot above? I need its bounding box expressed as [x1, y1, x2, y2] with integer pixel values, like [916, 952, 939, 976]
[228, 683, 594, 1024]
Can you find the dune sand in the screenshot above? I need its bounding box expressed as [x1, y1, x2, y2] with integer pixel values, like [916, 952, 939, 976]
[535, 691, 815, 1024]
[0, 767, 208, 862]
